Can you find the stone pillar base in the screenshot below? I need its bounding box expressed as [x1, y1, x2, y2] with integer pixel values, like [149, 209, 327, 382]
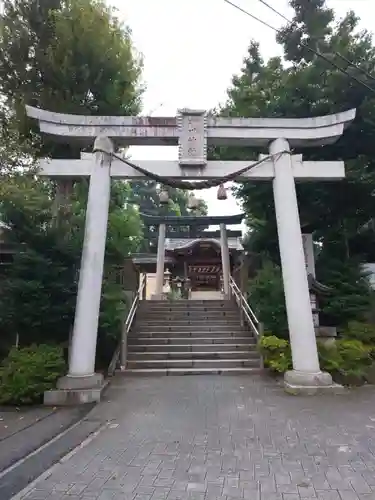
[284, 370, 345, 395]
[44, 373, 106, 406]
[57, 373, 104, 390]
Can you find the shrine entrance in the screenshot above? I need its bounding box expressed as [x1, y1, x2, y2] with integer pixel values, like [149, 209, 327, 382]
[174, 241, 226, 292]
[189, 265, 221, 292]
[133, 212, 244, 298]
[26, 104, 356, 398]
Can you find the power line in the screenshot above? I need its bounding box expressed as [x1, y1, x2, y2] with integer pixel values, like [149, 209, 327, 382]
[224, 0, 280, 34]
[223, 0, 375, 94]
[255, 0, 291, 24]
[147, 101, 165, 116]
[254, 0, 375, 83]
[330, 52, 375, 83]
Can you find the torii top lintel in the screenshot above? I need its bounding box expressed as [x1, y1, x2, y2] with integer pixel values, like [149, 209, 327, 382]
[26, 106, 356, 152]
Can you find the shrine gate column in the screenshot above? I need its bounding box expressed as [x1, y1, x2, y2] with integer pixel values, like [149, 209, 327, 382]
[57, 136, 113, 393]
[220, 223, 231, 298]
[153, 223, 166, 299]
[270, 138, 333, 390]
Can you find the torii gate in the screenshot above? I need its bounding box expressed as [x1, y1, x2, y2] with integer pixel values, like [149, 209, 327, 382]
[26, 106, 355, 401]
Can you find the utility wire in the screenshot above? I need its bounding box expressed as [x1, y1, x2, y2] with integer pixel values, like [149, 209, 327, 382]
[223, 0, 375, 94]
[254, 0, 375, 83]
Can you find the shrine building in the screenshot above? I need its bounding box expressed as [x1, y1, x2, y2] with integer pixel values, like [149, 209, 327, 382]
[132, 213, 246, 297]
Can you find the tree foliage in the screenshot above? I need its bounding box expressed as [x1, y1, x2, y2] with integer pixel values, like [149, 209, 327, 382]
[129, 181, 207, 218]
[0, 177, 142, 358]
[129, 180, 208, 252]
[0, 0, 143, 158]
[221, 0, 375, 327]
[316, 256, 372, 326]
[248, 261, 288, 337]
[0, 344, 66, 405]
[0, 0, 144, 366]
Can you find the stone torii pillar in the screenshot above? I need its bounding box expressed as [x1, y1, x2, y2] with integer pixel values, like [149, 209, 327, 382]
[154, 222, 166, 299]
[302, 232, 319, 327]
[26, 105, 355, 400]
[220, 223, 231, 298]
[271, 138, 326, 385]
[53, 136, 114, 401]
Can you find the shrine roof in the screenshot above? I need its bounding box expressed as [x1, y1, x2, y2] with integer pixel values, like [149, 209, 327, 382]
[307, 274, 333, 296]
[165, 237, 243, 252]
[140, 213, 244, 226]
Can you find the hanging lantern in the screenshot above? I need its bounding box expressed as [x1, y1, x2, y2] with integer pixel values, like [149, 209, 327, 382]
[217, 183, 227, 200]
[159, 189, 169, 205]
[187, 192, 199, 210]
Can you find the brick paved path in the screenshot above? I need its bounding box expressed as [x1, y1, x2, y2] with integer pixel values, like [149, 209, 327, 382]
[17, 375, 375, 500]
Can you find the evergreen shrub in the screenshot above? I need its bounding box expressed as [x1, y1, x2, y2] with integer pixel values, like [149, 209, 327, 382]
[0, 344, 66, 405]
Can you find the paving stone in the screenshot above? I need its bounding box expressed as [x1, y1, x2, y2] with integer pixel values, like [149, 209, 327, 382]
[282, 494, 300, 500]
[350, 478, 373, 495]
[15, 376, 375, 500]
[338, 491, 360, 500]
[167, 490, 187, 500]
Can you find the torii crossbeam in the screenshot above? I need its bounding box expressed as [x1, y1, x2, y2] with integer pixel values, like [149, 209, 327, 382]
[26, 106, 356, 401]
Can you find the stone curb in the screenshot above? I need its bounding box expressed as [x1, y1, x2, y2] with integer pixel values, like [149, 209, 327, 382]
[0, 403, 97, 499]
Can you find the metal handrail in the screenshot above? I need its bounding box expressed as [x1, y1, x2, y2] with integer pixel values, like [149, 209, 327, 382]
[229, 275, 260, 338]
[107, 273, 147, 376]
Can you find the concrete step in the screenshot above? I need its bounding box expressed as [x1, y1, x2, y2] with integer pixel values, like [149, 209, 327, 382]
[134, 320, 244, 332]
[134, 324, 245, 331]
[129, 327, 249, 339]
[128, 336, 256, 345]
[124, 299, 261, 377]
[136, 315, 241, 326]
[140, 300, 231, 305]
[119, 367, 263, 376]
[127, 343, 257, 352]
[138, 310, 239, 314]
[128, 351, 259, 360]
[138, 304, 237, 310]
[128, 349, 259, 361]
[139, 313, 240, 320]
[126, 358, 261, 370]
[137, 311, 238, 317]
[137, 309, 238, 314]
[138, 310, 238, 316]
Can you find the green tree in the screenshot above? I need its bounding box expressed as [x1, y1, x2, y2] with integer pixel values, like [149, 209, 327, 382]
[0, 0, 143, 158]
[129, 180, 208, 251]
[276, 0, 334, 63]
[248, 260, 288, 337]
[221, 1, 375, 327]
[316, 255, 372, 327]
[129, 181, 208, 217]
[0, 0, 144, 365]
[0, 177, 82, 352]
[0, 176, 142, 363]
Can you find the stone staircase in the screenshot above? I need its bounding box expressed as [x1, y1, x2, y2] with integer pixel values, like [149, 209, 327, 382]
[125, 300, 262, 375]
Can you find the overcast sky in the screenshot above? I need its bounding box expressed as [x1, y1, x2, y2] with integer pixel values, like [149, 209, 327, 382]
[111, 0, 372, 229]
